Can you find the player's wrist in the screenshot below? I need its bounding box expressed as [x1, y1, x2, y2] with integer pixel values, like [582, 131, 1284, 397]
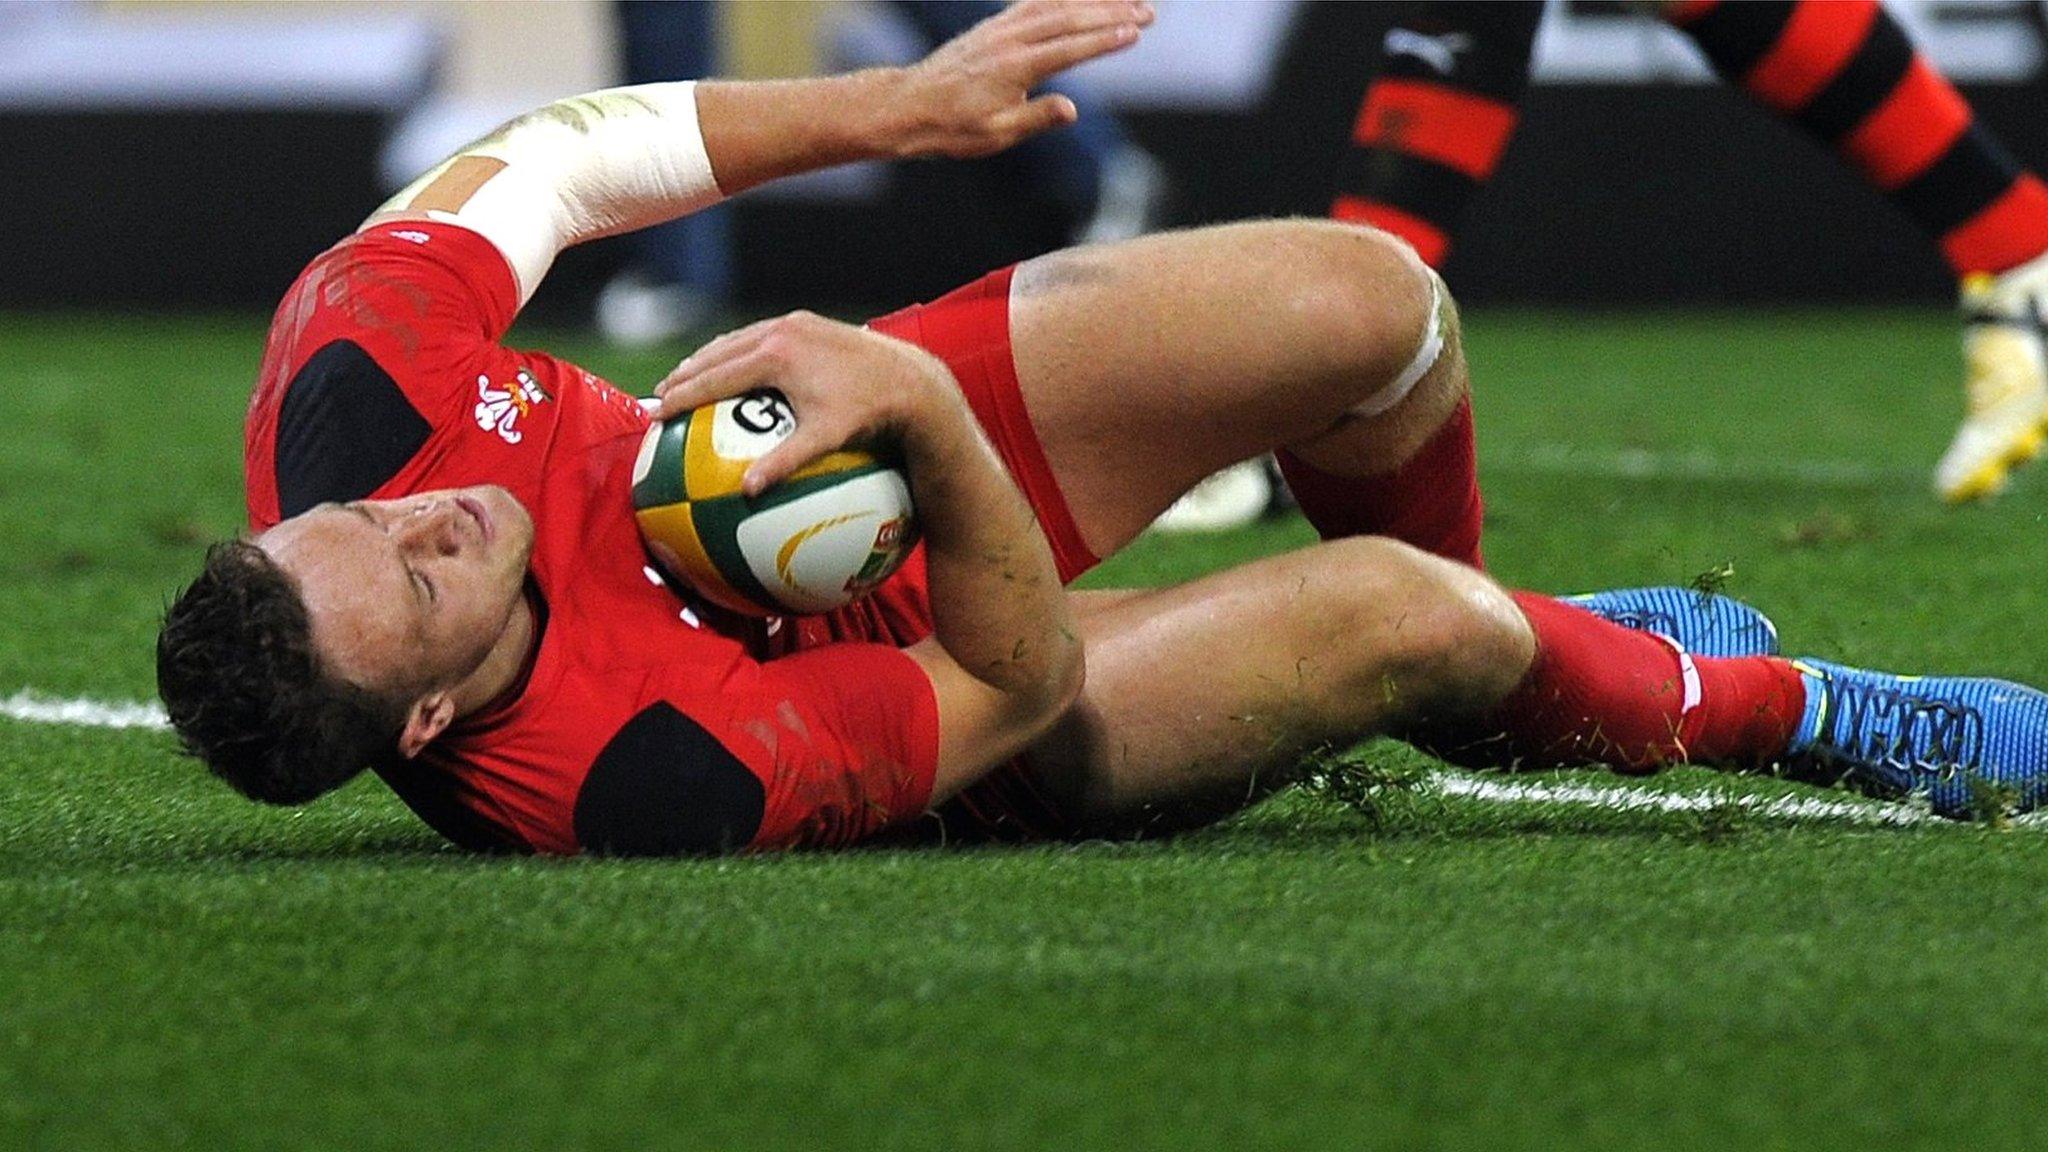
[850, 66, 940, 161]
[884, 379, 986, 490]
[860, 64, 990, 161]
[887, 331, 971, 415]
[803, 69, 906, 162]
[888, 376, 971, 458]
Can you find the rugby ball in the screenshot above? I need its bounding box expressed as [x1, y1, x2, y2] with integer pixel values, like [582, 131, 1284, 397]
[630, 389, 918, 617]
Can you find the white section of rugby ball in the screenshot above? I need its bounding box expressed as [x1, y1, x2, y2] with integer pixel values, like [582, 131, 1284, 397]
[710, 392, 795, 462]
[629, 419, 663, 485]
[734, 470, 912, 614]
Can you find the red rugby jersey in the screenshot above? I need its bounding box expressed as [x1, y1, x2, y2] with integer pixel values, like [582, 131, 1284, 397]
[243, 221, 939, 854]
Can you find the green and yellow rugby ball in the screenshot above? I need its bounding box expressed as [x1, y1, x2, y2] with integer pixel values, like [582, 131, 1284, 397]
[630, 389, 918, 617]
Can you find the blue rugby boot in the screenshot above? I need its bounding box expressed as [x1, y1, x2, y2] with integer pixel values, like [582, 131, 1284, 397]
[1566, 587, 1780, 657]
[1788, 659, 2048, 819]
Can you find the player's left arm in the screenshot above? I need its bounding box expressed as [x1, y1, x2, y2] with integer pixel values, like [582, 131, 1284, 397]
[653, 312, 1084, 803]
[363, 0, 1153, 307]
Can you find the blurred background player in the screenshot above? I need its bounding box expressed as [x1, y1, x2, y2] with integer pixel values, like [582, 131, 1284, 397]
[595, 0, 733, 346]
[598, 0, 1169, 349]
[1325, 0, 2048, 504]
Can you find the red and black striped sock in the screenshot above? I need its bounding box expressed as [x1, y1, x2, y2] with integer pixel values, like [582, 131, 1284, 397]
[1669, 0, 2048, 277]
[1329, 2, 1544, 268]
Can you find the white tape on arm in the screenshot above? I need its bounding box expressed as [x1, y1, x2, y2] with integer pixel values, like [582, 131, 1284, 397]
[376, 82, 724, 304]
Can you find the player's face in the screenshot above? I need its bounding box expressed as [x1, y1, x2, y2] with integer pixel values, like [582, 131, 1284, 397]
[255, 486, 536, 700]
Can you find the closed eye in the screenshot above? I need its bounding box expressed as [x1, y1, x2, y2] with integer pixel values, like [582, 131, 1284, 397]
[341, 502, 434, 604]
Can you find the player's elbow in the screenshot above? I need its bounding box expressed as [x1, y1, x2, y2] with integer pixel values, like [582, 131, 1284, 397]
[1002, 624, 1088, 733]
[1047, 627, 1088, 717]
[977, 625, 1085, 754]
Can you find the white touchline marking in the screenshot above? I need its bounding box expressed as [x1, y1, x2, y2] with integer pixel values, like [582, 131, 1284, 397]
[1428, 771, 2048, 828]
[1, 691, 167, 730]
[1430, 771, 1933, 826]
[2, 691, 2038, 829]
[1485, 445, 1919, 488]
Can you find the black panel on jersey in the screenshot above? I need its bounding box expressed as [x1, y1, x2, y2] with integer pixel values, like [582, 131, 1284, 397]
[1793, 11, 1912, 142]
[1894, 123, 2027, 238]
[575, 703, 766, 856]
[1679, 2, 1798, 84]
[275, 339, 431, 519]
[372, 760, 524, 854]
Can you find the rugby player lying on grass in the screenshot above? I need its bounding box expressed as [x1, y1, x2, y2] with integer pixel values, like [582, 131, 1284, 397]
[157, 0, 2048, 854]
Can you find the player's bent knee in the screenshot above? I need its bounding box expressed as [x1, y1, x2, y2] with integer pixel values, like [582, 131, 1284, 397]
[1308, 537, 1529, 721]
[1281, 237, 1466, 476]
[1252, 222, 1460, 438]
[1296, 222, 1444, 397]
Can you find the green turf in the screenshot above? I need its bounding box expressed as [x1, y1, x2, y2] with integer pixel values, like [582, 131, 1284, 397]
[4, 308, 2046, 1151]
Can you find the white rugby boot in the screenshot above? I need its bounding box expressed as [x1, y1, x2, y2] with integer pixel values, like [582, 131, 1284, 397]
[1151, 459, 1275, 533]
[1933, 249, 2048, 503]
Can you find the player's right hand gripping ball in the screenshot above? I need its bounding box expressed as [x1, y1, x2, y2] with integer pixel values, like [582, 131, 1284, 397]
[630, 389, 918, 617]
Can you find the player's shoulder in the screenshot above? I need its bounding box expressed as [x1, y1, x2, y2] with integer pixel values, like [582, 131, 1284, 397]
[272, 220, 519, 357]
[452, 616, 771, 857]
[256, 224, 501, 397]
[344, 216, 517, 287]
[247, 222, 541, 521]
[263, 334, 436, 520]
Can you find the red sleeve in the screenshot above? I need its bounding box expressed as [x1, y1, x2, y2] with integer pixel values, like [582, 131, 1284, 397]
[308, 221, 522, 406]
[347, 220, 521, 342]
[716, 643, 940, 851]
[247, 219, 520, 436]
[244, 221, 547, 529]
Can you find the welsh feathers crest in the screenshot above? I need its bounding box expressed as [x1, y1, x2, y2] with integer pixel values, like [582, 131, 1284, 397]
[474, 370, 550, 444]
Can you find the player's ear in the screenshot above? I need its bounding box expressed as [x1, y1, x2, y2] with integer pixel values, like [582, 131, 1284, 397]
[396, 692, 457, 759]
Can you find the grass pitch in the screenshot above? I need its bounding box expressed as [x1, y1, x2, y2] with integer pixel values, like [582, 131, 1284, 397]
[4, 308, 2046, 1151]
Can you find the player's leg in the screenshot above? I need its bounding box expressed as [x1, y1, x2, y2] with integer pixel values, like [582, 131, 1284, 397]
[1006, 217, 1483, 566]
[1021, 537, 1532, 829]
[1327, 1, 1544, 269]
[1022, 551, 2048, 831]
[1248, 2, 1540, 561]
[1275, 2, 1548, 567]
[1016, 538, 1826, 832]
[1663, 0, 2048, 501]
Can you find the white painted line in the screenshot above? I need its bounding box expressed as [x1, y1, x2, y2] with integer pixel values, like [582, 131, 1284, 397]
[1429, 771, 2047, 828]
[1, 690, 2035, 829]
[1485, 445, 1919, 488]
[1, 690, 167, 730]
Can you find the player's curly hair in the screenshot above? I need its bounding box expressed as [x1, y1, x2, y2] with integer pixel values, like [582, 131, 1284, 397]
[156, 540, 405, 805]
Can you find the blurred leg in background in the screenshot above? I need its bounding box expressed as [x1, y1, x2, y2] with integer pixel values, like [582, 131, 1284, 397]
[887, 0, 1166, 247]
[1325, 2, 1543, 270]
[1325, 0, 2048, 504]
[598, 0, 733, 347]
[1665, 0, 2048, 502]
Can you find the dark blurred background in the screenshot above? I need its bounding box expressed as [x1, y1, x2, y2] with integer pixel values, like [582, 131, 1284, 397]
[4, 0, 2045, 316]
